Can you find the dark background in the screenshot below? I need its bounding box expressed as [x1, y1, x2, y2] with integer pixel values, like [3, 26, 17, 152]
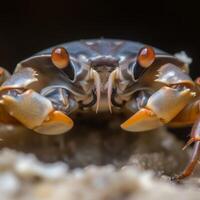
[0, 0, 199, 77]
[0, 0, 199, 139]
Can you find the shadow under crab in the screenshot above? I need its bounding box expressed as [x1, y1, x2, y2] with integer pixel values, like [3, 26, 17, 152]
[0, 113, 191, 178]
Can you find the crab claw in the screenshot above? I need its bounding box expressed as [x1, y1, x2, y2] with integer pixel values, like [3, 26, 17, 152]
[0, 89, 73, 135]
[34, 110, 73, 135]
[121, 108, 163, 132]
[121, 86, 194, 132]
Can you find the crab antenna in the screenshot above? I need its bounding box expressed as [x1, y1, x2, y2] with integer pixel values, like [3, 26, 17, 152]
[107, 69, 118, 113]
[91, 69, 101, 113]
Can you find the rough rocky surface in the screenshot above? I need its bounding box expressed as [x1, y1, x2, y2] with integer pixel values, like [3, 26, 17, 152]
[0, 115, 200, 200]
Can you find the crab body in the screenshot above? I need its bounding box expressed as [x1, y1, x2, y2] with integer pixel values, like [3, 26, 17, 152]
[0, 39, 200, 180]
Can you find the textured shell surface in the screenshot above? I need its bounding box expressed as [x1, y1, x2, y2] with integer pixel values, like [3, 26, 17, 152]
[38, 38, 166, 61]
[15, 39, 184, 113]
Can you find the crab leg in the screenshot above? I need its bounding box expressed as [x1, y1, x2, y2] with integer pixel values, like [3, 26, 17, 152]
[173, 115, 200, 180]
[121, 86, 194, 132]
[169, 98, 200, 148]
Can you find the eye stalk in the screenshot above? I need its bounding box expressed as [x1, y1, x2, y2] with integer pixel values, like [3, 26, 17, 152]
[51, 47, 69, 69]
[131, 46, 156, 81]
[137, 46, 155, 68]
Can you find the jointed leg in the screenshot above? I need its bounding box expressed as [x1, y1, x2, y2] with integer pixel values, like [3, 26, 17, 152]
[182, 115, 200, 150]
[175, 115, 200, 180]
[176, 142, 200, 180]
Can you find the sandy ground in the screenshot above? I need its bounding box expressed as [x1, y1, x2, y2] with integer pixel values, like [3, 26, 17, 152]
[0, 116, 200, 200]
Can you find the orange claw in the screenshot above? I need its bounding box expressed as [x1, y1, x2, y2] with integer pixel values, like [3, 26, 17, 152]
[121, 108, 163, 132]
[0, 89, 74, 135]
[122, 85, 195, 133]
[34, 110, 74, 135]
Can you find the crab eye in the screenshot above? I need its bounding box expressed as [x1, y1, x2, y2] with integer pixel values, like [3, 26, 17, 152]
[137, 46, 155, 68]
[51, 47, 69, 69]
[131, 47, 156, 81]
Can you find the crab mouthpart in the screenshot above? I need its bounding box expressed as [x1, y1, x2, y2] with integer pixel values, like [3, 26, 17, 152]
[90, 69, 101, 113]
[107, 69, 118, 113]
[89, 66, 120, 113]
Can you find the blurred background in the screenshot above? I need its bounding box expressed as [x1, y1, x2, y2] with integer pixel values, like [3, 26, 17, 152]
[0, 0, 199, 139]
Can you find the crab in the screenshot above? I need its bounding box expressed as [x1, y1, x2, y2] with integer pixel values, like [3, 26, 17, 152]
[0, 39, 200, 180]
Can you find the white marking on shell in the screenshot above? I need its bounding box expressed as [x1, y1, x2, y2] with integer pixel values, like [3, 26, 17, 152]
[174, 51, 192, 64]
